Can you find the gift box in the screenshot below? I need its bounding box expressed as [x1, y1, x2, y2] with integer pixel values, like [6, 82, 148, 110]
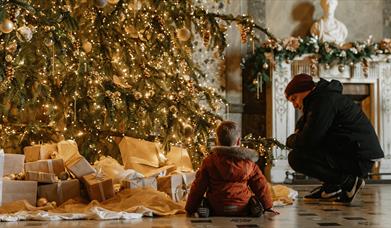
[37, 179, 80, 205]
[57, 140, 81, 165]
[25, 171, 58, 183]
[119, 136, 174, 177]
[122, 176, 157, 190]
[1, 150, 25, 176]
[157, 172, 196, 202]
[66, 156, 95, 179]
[23, 144, 57, 162]
[0, 179, 37, 206]
[24, 159, 65, 176]
[166, 146, 193, 172]
[81, 173, 114, 202]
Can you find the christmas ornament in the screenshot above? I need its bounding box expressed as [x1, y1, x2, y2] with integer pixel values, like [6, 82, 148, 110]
[338, 65, 345, 72]
[44, 38, 54, 47]
[262, 63, 269, 70]
[50, 151, 58, 159]
[16, 26, 33, 42]
[5, 55, 13, 62]
[82, 40, 92, 53]
[108, 0, 120, 4]
[0, 19, 14, 33]
[58, 171, 69, 180]
[37, 197, 48, 207]
[169, 105, 178, 114]
[94, 0, 108, 8]
[183, 124, 194, 138]
[176, 27, 191, 42]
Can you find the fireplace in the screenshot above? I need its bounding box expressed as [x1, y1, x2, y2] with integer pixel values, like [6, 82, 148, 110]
[266, 54, 391, 182]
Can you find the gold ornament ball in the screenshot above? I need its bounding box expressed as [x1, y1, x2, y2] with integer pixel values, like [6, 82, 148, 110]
[262, 63, 269, 69]
[58, 171, 69, 181]
[16, 26, 33, 42]
[176, 27, 191, 42]
[94, 0, 108, 8]
[37, 197, 48, 207]
[0, 19, 14, 33]
[82, 40, 92, 53]
[44, 38, 54, 47]
[108, 0, 120, 4]
[5, 55, 13, 62]
[183, 124, 194, 138]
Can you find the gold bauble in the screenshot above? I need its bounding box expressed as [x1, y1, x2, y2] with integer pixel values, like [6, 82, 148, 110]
[0, 19, 14, 33]
[183, 124, 194, 138]
[176, 27, 191, 42]
[82, 40, 92, 53]
[108, 0, 120, 4]
[5, 55, 13, 62]
[37, 197, 48, 207]
[94, 0, 108, 8]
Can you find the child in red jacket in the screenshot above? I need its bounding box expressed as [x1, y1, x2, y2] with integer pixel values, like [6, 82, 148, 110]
[185, 121, 279, 217]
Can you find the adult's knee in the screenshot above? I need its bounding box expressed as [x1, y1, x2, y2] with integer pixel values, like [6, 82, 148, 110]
[288, 150, 303, 172]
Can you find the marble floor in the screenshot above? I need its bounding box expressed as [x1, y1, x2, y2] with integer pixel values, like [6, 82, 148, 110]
[2, 184, 391, 228]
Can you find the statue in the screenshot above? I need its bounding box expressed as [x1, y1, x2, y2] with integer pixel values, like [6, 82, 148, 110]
[310, 0, 348, 44]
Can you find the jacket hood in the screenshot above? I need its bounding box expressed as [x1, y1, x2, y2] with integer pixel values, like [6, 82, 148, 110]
[313, 78, 343, 94]
[211, 146, 259, 162]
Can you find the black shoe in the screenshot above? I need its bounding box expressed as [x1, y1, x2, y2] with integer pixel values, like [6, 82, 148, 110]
[334, 177, 365, 204]
[304, 184, 342, 201]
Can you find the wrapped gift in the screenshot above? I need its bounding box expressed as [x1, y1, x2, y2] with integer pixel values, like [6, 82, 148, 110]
[81, 173, 114, 202]
[38, 179, 80, 205]
[119, 137, 174, 177]
[57, 140, 81, 165]
[157, 172, 196, 202]
[24, 159, 65, 176]
[166, 146, 193, 172]
[23, 144, 57, 162]
[66, 156, 95, 178]
[0, 150, 25, 176]
[122, 176, 157, 190]
[25, 171, 58, 183]
[0, 179, 37, 206]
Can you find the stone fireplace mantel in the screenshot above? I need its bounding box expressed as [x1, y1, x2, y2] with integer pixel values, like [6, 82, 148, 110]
[267, 54, 391, 182]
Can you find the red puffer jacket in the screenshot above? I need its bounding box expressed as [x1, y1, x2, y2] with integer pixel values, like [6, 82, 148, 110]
[185, 146, 272, 216]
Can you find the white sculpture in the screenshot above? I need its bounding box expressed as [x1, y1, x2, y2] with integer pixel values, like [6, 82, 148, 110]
[310, 0, 348, 44]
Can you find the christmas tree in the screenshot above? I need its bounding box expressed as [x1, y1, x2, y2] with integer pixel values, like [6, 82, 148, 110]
[0, 0, 260, 166]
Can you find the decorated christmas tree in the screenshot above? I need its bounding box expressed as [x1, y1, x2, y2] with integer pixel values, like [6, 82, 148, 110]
[0, 0, 261, 166]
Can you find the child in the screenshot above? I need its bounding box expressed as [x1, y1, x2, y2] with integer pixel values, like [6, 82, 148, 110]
[185, 121, 279, 217]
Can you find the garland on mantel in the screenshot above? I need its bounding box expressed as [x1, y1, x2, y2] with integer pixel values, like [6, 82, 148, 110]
[244, 36, 391, 95]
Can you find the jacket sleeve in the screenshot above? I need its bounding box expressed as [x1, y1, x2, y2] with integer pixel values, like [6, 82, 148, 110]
[248, 164, 273, 210]
[185, 158, 209, 214]
[291, 96, 337, 151]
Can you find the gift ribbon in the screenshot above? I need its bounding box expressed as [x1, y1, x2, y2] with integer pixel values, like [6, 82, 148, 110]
[98, 182, 105, 201]
[47, 160, 54, 174]
[57, 181, 63, 204]
[0, 149, 4, 178]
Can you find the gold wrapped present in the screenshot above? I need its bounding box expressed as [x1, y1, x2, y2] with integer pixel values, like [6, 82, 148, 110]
[1, 150, 25, 176]
[25, 171, 58, 183]
[122, 176, 157, 190]
[166, 146, 193, 172]
[57, 140, 81, 165]
[0, 179, 37, 206]
[66, 156, 95, 179]
[38, 179, 80, 205]
[119, 137, 174, 177]
[81, 173, 114, 202]
[157, 172, 196, 202]
[24, 159, 65, 176]
[23, 144, 57, 162]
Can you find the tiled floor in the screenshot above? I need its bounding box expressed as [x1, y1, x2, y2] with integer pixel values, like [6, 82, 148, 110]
[2, 184, 391, 227]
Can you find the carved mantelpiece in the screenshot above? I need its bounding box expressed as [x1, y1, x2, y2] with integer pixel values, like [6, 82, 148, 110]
[267, 54, 391, 180]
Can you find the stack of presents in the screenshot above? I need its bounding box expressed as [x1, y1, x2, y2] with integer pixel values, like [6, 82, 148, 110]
[0, 137, 196, 208]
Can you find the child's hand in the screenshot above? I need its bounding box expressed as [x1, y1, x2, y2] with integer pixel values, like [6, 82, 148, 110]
[265, 208, 280, 215]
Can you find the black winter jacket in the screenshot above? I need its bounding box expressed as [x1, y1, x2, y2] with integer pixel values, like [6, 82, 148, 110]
[286, 78, 384, 161]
